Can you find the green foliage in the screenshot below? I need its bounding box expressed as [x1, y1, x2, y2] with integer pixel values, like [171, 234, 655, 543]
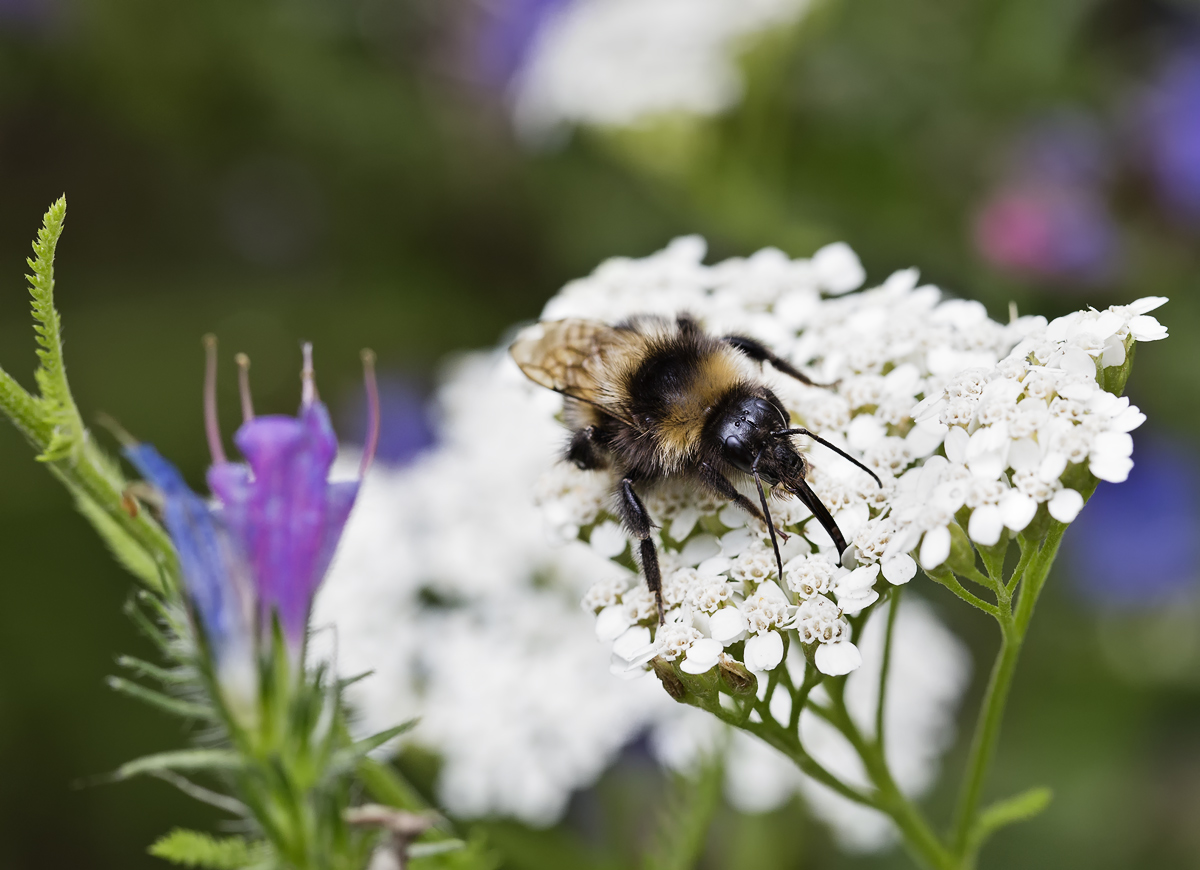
[75, 488, 164, 587]
[26, 196, 82, 463]
[0, 198, 180, 593]
[410, 834, 500, 870]
[106, 676, 216, 721]
[116, 749, 243, 781]
[968, 787, 1053, 854]
[149, 829, 268, 869]
[0, 198, 499, 870]
[356, 758, 429, 813]
[642, 757, 723, 870]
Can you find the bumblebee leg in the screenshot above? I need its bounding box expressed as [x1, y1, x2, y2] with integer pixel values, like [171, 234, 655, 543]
[698, 462, 789, 542]
[566, 425, 606, 470]
[618, 477, 665, 625]
[722, 334, 823, 387]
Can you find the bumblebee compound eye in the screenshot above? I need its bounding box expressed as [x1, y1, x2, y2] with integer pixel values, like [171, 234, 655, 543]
[713, 394, 782, 475]
[722, 433, 756, 474]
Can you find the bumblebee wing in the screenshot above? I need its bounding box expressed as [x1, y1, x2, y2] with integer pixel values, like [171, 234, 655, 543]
[510, 319, 629, 416]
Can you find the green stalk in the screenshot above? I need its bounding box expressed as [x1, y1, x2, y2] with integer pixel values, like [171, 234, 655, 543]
[949, 523, 1065, 863]
[948, 623, 1019, 861]
[822, 685, 954, 870]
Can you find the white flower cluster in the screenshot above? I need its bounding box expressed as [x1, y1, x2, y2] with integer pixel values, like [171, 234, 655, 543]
[315, 236, 1162, 851]
[557, 239, 1164, 683]
[510, 0, 812, 139]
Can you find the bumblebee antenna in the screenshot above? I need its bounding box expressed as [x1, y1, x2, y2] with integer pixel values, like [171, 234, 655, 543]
[774, 427, 882, 488]
[752, 448, 786, 586]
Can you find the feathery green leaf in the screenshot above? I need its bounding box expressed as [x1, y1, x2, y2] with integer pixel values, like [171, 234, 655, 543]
[148, 829, 267, 869]
[25, 196, 84, 463]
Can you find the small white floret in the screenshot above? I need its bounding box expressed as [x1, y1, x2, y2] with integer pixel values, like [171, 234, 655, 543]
[744, 631, 785, 671]
[1047, 488, 1084, 523]
[710, 606, 749, 645]
[680, 638, 723, 675]
[919, 526, 951, 571]
[815, 640, 862, 676]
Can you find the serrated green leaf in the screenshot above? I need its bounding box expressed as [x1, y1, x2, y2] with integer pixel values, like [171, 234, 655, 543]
[969, 786, 1052, 853]
[24, 196, 84, 463]
[117, 749, 242, 780]
[148, 829, 267, 869]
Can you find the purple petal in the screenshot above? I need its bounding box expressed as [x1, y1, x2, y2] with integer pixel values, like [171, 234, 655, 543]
[206, 401, 357, 646]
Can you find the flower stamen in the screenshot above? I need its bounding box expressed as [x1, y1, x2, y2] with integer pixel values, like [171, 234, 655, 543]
[235, 353, 255, 423]
[360, 348, 380, 477]
[202, 334, 227, 465]
[301, 341, 317, 407]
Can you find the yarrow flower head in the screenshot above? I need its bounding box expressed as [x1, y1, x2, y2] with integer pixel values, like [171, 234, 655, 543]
[125, 339, 379, 709]
[557, 242, 1164, 683]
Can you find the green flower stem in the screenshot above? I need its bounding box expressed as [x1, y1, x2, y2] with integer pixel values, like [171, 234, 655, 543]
[949, 522, 1066, 864]
[742, 714, 878, 809]
[50, 446, 180, 593]
[948, 622, 1019, 862]
[927, 569, 1001, 617]
[875, 589, 901, 748]
[821, 683, 955, 870]
[0, 367, 181, 593]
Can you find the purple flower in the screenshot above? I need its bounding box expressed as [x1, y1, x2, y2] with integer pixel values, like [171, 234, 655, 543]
[1135, 43, 1200, 224]
[127, 340, 379, 666]
[339, 375, 434, 466]
[471, 0, 573, 89]
[973, 112, 1121, 285]
[1065, 433, 1200, 608]
[973, 185, 1120, 284]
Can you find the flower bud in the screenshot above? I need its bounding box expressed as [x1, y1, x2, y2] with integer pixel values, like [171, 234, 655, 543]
[944, 521, 978, 575]
[651, 656, 687, 702]
[718, 655, 757, 696]
[1101, 337, 1135, 397]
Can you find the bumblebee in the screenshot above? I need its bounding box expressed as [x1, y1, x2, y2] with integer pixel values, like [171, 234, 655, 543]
[511, 313, 879, 622]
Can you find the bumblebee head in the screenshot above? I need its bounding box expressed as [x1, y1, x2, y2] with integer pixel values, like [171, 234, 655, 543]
[712, 394, 796, 480]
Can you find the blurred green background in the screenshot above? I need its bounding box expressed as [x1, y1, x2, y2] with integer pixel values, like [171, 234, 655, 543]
[2, 0, 1199, 867]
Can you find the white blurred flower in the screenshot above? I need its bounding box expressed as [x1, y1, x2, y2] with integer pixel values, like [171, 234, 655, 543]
[509, 0, 814, 140]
